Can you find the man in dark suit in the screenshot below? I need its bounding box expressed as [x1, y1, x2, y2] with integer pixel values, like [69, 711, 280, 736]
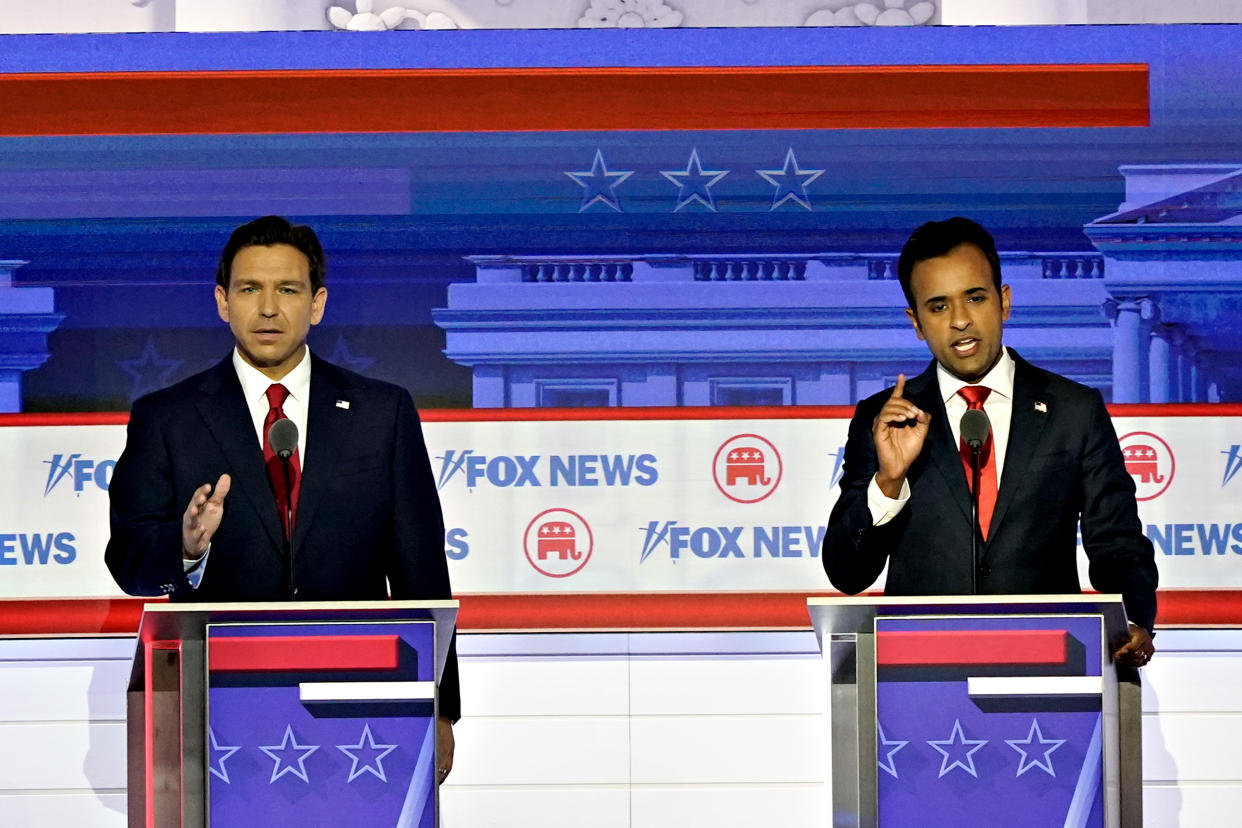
[822, 217, 1158, 666]
[105, 215, 459, 780]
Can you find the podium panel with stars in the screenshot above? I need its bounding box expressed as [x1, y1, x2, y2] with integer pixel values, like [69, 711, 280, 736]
[807, 595, 1141, 828]
[206, 621, 438, 828]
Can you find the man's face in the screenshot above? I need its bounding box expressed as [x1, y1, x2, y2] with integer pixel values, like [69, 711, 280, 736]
[905, 242, 1011, 383]
[215, 243, 326, 380]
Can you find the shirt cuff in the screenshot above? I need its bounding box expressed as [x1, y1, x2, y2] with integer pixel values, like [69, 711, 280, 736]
[183, 545, 209, 589]
[867, 476, 910, 526]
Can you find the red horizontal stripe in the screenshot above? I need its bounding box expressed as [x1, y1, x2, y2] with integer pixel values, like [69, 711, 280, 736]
[208, 635, 399, 672]
[876, 629, 1068, 667]
[0, 589, 1239, 635]
[6, 403, 1242, 428]
[0, 64, 1147, 137]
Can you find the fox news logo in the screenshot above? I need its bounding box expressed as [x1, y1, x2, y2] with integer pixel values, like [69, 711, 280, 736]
[435, 450, 658, 491]
[43, 454, 115, 496]
[1118, 432, 1174, 502]
[524, 508, 593, 578]
[638, 520, 824, 563]
[1224, 445, 1242, 487]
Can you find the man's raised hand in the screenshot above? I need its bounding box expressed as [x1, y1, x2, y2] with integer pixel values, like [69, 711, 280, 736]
[182, 474, 231, 560]
[872, 374, 931, 498]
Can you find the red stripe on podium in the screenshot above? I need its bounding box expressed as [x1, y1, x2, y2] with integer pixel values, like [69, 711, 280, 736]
[207, 635, 400, 672]
[876, 630, 1069, 667]
[0, 63, 1147, 137]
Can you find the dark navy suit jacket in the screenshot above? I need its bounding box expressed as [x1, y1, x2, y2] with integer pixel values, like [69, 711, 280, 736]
[822, 349, 1158, 632]
[105, 353, 460, 719]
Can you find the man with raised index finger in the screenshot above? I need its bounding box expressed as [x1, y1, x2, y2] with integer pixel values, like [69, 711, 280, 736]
[105, 215, 459, 780]
[821, 217, 1158, 667]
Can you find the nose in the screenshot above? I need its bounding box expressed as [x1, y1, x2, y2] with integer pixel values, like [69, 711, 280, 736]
[259, 289, 278, 316]
[950, 300, 971, 330]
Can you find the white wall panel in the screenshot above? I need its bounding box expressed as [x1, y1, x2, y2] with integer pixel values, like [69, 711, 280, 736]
[461, 658, 630, 716]
[630, 715, 826, 784]
[0, 793, 126, 827]
[0, 722, 126, 789]
[441, 787, 631, 828]
[450, 716, 630, 786]
[631, 785, 828, 828]
[1144, 783, 1242, 828]
[629, 655, 826, 716]
[1142, 654, 1242, 712]
[0, 661, 128, 722]
[1142, 715, 1242, 782]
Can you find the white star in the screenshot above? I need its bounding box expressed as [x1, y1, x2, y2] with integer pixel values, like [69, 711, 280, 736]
[927, 719, 988, 778]
[565, 149, 633, 212]
[259, 725, 320, 783]
[755, 148, 824, 211]
[208, 727, 240, 784]
[877, 722, 909, 779]
[660, 148, 730, 212]
[337, 723, 398, 783]
[1006, 719, 1065, 777]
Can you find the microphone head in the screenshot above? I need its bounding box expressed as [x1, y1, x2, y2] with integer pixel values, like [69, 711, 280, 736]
[960, 408, 991, 450]
[268, 417, 299, 460]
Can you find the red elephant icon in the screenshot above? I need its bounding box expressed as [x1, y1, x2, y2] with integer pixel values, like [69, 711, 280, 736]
[726, 447, 770, 486]
[1123, 444, 1165, 484]
[537, 521, 580, 560]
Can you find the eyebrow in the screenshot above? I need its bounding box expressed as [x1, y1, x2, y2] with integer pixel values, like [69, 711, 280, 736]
[923, 286, 988, 307]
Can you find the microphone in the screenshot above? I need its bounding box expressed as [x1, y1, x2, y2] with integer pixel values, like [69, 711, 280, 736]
[960, 408, 990, 451]
[268, 418, 298, 460]
[960, 407, 990, 595]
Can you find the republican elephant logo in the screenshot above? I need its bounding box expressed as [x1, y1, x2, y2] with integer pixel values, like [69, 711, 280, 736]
[713, 434, 782, 504]
[524, 508, 593, 577]
[1118, 431, 1175, 501]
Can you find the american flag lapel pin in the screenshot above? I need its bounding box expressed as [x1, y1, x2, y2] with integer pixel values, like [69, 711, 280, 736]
[336, 399, 350, 410]
[1034, 401, 1047, 414]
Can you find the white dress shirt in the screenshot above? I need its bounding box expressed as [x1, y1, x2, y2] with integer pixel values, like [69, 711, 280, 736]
[185, 347, 313, 584]
[867, 348, 1016, 526]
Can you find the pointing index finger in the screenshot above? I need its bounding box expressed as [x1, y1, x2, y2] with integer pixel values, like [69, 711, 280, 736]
[891, 373, 906, 400]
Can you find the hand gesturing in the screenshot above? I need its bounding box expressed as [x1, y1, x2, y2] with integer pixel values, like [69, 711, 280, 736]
[182, 474, 231, 559]
[872, 374, 931, 498]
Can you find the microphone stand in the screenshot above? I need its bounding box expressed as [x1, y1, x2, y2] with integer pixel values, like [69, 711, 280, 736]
[278, 450, 294, 593]
[969, 443, 982, 595]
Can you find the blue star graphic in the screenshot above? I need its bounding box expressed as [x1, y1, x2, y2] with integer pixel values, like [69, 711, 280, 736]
[927, 719, 988, 779]
[259, 725, 319, 783]
[660, 148, 730, 212]
[337, 723, 398, 783]
[877, 722, 909, 779]
[755, 148, 825, 211]
[565, 150, 633, 212]
[1006, 719, 1065, 777]
[326, 334, 375, 374]
[117, 336, 183, 400]
[208, 727, 240, 784]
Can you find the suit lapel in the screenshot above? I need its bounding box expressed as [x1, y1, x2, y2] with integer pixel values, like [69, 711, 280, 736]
[906, 362, 973, 523]
[988, 352, 1053, 543]
[291, 356, 351, 555]
[193, 358, 286, 554]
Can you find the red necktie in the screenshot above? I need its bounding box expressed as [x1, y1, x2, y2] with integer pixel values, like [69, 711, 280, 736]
[262, 383, 301, 540]
[957, 385, 997, 540]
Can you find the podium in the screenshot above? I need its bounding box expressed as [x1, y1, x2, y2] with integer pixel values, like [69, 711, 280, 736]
[126, 600, 458, 828]
[807, 595, 1142, 828]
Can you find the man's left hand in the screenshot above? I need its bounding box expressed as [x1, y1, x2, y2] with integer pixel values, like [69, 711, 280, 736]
[436, 716, 455, 784]
[1112, 622, 1155, 667]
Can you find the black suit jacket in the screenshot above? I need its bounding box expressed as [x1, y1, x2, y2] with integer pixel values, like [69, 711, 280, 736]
[105, 353, 460, 719]
[822, 350, 1158, 632]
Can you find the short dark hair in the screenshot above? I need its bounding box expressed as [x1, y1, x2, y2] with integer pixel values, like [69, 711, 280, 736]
[897, 217, 1002, 311]
[215, 215, 326, 292]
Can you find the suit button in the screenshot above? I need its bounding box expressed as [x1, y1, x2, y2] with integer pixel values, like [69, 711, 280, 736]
[979, 564, 991, 576]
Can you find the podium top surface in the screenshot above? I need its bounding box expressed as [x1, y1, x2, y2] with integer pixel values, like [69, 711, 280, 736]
[807, 594, 1129, 645]
[129, 600, 459, 690]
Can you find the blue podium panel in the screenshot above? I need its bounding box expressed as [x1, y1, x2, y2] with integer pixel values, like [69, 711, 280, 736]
[205, 621, 438, 828]
[875, 615, 1106, 828]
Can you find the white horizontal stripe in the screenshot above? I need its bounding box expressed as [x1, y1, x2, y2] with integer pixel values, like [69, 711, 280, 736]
[967, 676, 1102, 697]
[298, 681, 435, 702]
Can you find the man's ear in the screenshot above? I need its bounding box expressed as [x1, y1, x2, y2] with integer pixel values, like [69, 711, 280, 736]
[904, 306, 926, 341]
[1000, 283, 1012, 322]
[214, 284, 229, 324]
[310, 286, 327, 326]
